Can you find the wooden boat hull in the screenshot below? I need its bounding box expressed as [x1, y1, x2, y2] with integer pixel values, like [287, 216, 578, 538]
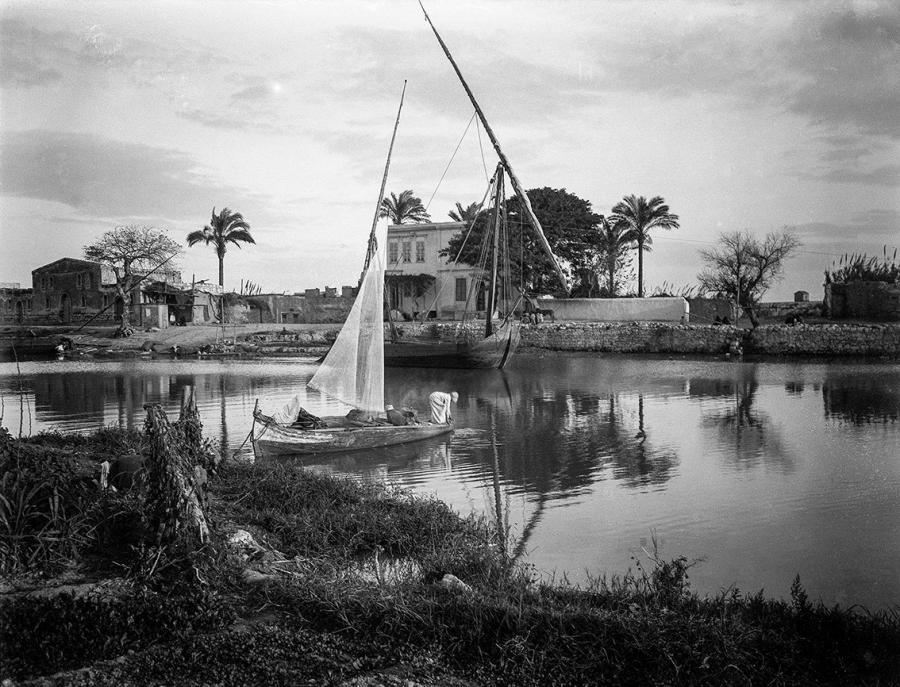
[384, 320, 520, 369]
[253, 413, 454, 454]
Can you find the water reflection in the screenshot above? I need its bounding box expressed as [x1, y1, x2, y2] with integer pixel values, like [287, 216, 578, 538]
[691, 365, 789, 470]
[2, 356, 899, 610]
[822, 372, 900, 425]
[600, 393, 679, 489]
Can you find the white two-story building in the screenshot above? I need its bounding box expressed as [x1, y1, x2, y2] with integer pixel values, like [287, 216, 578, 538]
[385, 221, 490, 320]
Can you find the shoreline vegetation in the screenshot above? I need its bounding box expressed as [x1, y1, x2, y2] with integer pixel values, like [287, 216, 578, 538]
[2, 319, 900, 361]
[2, 414, 899, 685]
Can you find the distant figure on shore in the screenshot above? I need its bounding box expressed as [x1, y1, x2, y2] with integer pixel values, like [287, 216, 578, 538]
[785, 313, 803, 326]
[429, 390, 458, 424]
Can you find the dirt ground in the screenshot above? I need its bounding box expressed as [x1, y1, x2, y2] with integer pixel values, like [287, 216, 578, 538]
[1, 322, 339, 352]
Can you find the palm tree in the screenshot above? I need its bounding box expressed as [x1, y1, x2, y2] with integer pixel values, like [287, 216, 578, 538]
[448, 201, 481, 224]
[593, 216, 636, 297]
[186, 207, 255, 288]
[379, 190, 431, 224]
[609, 195, 679, 297]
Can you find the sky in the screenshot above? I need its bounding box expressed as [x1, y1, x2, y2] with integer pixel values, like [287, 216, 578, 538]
[1, 0, 898, 301]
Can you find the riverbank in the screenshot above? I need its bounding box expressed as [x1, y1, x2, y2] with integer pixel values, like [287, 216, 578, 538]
[2, 422, 899, 685]
[3, 320, 899, 361]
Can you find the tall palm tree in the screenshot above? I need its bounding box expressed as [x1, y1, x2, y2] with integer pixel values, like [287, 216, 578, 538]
[379, 190, 431, 224]
[593, 216, 636, 297]
[186, 207, 255, 287]
[448, 201, 481, 224]
[609, 195, 679, 297]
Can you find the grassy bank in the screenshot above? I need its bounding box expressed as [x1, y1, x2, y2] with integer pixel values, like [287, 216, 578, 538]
[2, 425, 899, 685]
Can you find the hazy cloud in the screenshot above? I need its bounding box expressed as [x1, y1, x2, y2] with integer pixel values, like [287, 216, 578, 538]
[0, 54, 62, 87]
[0, 129, 269, 221]
[798, 164, 900, 187]
[792, 209, 899, 243]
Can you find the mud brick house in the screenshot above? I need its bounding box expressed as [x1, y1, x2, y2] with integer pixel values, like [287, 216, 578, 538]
[27, 257, 211, 327]
[0, 283, 33, 324]
[31, 258, 116, 325]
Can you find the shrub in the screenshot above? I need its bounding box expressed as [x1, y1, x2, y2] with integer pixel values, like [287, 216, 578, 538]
[825, 247, 900, 284]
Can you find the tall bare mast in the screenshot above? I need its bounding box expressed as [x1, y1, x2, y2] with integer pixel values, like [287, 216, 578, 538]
[364, 80, 407, 272]
[419, 2, 569, 291]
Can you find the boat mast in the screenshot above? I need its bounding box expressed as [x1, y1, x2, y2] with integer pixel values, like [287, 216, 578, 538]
[364, 80, 407, 273]
[419, 2, 569, 292]
[485, 164, 504, 338]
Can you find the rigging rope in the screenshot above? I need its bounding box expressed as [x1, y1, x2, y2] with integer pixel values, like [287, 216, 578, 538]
[475, 118, 490, 183]
[424, 111, 477, 212]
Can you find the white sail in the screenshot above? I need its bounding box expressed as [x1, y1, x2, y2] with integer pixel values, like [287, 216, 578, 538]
[307, 237, 385, 415]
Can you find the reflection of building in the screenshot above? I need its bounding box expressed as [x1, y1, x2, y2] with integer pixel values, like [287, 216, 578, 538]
[386, 221, 488, 320]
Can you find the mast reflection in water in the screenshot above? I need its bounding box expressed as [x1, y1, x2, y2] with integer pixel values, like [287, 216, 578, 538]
[1, 355, 898, 610]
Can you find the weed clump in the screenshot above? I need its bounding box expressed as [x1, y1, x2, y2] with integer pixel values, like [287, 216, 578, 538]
[3, 427, 899, 686]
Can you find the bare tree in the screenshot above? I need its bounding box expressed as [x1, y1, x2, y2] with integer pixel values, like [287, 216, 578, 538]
[84, 225, 182, 334]
[697, 229, 801, 327]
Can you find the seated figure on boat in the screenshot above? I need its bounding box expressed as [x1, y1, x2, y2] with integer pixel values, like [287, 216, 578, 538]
[385, 404, 415, 426]
[429, 391, 458, 424]
[346, 408, 376, 425]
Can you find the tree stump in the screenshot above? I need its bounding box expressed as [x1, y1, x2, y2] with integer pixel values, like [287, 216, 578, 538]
[143, 404, 210, 547]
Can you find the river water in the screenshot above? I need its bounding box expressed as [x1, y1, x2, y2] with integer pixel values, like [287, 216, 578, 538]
[1, 354, 898, 610]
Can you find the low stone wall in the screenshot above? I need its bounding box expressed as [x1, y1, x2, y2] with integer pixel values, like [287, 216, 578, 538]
[825, 282, 900, 321]
[520, 322, 740, 354]
[518, 321, 900, 356]
[539, 297, 688, 323]
[748, 323, 900, 356]
[755, 301, 823, 321]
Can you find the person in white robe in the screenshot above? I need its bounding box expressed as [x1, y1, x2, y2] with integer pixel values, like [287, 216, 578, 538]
[429, 391, 458, 424]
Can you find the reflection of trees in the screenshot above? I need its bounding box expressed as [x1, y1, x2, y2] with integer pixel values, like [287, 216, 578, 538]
[388, 366, 681, 499]
[785, 381, 804, 396]
[602, 394, 679, 489]
[822, 373, 900, 425]
[694, 364, 790, 469]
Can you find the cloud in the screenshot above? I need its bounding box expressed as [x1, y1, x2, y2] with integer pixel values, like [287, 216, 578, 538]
[0, 129, 278, 223]
[0, 54, 62, 87]
[797, 164, 900, 187]
[791, 209, 899, 244]
[0, 18, 74, 86]
[232, 84, 273, 101]
[777, 5, 900, 138]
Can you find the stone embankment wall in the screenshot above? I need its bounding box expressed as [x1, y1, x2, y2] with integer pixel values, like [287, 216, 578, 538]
[519, 321, 900, 356]
[520, 322, 739, 354]
[747, 323, 900, 356]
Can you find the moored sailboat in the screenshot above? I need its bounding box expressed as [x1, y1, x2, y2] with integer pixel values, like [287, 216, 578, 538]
[252, 83, 454, 454]
[383, 4, 568, 370]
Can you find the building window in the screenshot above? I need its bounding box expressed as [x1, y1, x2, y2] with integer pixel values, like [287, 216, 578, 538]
[415, 240, 425, 262]
[388, 242, 398, 264]
[401, 241, 411, 263]
[48, 276, 54, 289]
[45, 295, 51, 309]
[80, 293, 87, 307]
[75, 273, 83, 289]
[455, 277, 467, 302]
